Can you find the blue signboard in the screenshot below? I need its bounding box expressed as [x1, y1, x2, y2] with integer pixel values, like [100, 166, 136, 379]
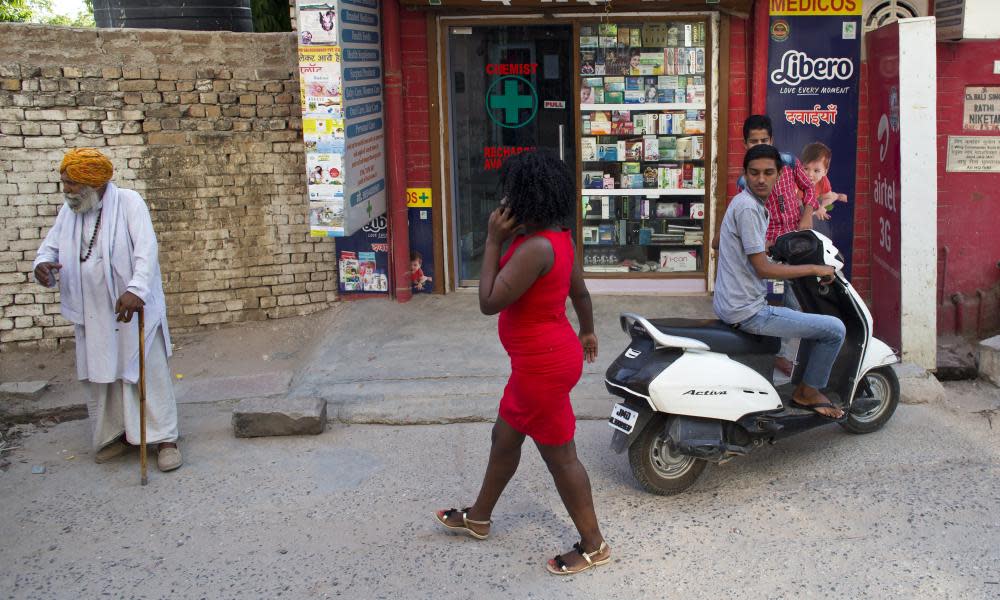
[766, 10, 862, 278]
[344, 84, 382, 102]
[342, 28, 379, 44]
[343, 48, 380, 62]
[341, 8, 378, 26]
[344, 66, 381, 81]
[346, 118, 383, 139]
[345, 101, 382, 119]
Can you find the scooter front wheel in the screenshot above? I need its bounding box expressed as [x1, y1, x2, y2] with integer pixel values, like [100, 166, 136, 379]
[841, 366, 900, 434]
[628, 415, 707, 495]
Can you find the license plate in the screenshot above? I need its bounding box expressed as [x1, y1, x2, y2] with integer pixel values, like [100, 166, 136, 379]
[608, 403, 639, 434]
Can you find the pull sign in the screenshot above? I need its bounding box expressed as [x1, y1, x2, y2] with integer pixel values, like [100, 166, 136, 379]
[544, 100, 566, 109]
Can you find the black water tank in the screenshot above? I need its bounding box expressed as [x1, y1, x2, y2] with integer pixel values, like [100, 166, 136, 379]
[92, 0, 253, 32]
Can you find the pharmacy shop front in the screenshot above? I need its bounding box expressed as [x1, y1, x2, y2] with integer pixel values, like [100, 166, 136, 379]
[406, 0, 753, 294]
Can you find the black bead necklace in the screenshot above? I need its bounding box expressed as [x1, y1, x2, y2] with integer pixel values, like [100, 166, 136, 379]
[80, 209, 102, 263]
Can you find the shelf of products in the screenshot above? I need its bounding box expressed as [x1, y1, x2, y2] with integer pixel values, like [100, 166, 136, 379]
[581, 189, 705, 196]
[577, 19, 709, 275]
[580, 103, 704, 111]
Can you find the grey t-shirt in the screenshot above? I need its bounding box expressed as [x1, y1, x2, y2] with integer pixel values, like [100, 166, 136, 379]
[713, 189, 769, 324]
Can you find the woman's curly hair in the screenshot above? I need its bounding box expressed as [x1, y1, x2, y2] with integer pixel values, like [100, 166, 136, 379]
[497, 149, 576, 228]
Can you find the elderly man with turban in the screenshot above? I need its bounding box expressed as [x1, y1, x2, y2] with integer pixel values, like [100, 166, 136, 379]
[33, 148, 182, 471]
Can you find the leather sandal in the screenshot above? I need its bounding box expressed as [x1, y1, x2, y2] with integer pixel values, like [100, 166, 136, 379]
[789, 399, 847, 422]
[546, 541, 611, 575]
[434, 507, 491, 540]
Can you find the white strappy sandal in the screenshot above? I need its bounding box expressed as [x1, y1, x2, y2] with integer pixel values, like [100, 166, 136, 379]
[546, 541, 611, 575]
[435, 507, 491, 540]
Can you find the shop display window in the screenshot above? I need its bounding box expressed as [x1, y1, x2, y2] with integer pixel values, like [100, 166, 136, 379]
[577, 19, 709, 275]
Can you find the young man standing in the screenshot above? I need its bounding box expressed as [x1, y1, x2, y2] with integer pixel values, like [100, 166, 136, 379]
[714, 145, 846, 419]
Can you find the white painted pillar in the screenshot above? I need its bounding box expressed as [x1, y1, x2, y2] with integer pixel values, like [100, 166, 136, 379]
[898, 17, 938, 370]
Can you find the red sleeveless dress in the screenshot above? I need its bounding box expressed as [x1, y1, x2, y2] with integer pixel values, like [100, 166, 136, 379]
[497, 229, 583, 446]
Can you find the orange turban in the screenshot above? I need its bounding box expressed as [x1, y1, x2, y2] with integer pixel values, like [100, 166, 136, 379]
[60, 148, 114, 187]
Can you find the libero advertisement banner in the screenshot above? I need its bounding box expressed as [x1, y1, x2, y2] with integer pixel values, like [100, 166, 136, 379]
[766, 1, 862, 278]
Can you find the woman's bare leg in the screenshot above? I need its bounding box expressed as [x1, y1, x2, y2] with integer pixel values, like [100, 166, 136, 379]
[440, 417, 525, 535]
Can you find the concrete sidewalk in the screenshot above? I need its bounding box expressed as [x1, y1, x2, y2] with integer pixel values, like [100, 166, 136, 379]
[289, 292, 715, 423]
[1, 293, 716, 425]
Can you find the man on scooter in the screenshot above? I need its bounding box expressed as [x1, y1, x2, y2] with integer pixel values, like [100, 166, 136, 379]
[714, 144, 846, 419]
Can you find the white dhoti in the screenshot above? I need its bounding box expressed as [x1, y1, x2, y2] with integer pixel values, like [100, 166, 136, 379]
[84, 326, 179, 450]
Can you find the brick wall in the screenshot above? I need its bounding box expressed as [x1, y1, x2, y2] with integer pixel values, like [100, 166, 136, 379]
[726, 17, 751, 201]
[935, 40, 1000, 337]
[400, 9, 431, 187]
[0, 24, 336, 351]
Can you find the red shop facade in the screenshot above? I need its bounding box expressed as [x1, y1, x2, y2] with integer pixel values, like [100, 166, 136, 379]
[373, 0, 1000, 345]
[389, 0, 759, 296]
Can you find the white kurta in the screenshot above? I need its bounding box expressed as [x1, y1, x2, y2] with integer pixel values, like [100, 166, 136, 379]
[35, 184, 178, 449]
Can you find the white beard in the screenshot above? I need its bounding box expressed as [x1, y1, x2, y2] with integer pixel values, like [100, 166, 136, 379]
[65, 186, 100, 214]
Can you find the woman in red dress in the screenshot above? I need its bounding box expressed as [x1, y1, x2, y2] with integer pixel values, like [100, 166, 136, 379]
[435, 150, 610, 575]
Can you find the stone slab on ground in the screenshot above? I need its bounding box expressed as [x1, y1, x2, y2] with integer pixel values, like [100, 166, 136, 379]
[0, 381, 49, 399]
[0, 379, 86, 425]
[893, 362, 946, 405]
[977, 335, 1000, 387]
[232, 396, 327, 438]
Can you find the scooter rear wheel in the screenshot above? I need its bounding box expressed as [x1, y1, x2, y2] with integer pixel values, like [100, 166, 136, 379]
[841, 366, 900, 434]
[628, 415, 707, 495]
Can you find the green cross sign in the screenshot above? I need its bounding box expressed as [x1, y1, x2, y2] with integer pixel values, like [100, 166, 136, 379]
[419, 192, 428, 202]
[486, 76, 537, 129]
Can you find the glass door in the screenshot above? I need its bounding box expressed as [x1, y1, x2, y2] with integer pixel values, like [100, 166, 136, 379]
[448, 24, 575, 286]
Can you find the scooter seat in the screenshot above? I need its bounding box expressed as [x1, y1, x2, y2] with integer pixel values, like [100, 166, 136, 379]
[646, 318, 780, 355]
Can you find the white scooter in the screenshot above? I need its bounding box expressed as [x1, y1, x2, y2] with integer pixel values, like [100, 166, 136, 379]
[605, 230, 900, 495]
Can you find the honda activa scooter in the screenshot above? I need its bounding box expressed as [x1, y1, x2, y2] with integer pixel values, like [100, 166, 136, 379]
[605, 230, 900, 495]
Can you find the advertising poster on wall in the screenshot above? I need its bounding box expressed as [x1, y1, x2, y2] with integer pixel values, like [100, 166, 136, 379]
[296, 1, 346, 239]
[302, 117, 345, 154]
[866, 23, 902, 352]
[310, 201, 345, 236]
[336, 215, 390, 294]
[299, 45, 343, 116]
[307, 152, 344, 193]
[297, 3, 338, 46]
[302, 116, 345, 235]
[406, 188, 434, 294]
[767, 2, 862, 278]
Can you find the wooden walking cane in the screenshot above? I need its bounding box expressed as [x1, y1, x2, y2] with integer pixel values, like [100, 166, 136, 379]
[138, 306, 148, 486]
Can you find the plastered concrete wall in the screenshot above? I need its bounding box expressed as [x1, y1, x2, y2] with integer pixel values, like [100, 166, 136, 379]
[936, 39, 1000, 338]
